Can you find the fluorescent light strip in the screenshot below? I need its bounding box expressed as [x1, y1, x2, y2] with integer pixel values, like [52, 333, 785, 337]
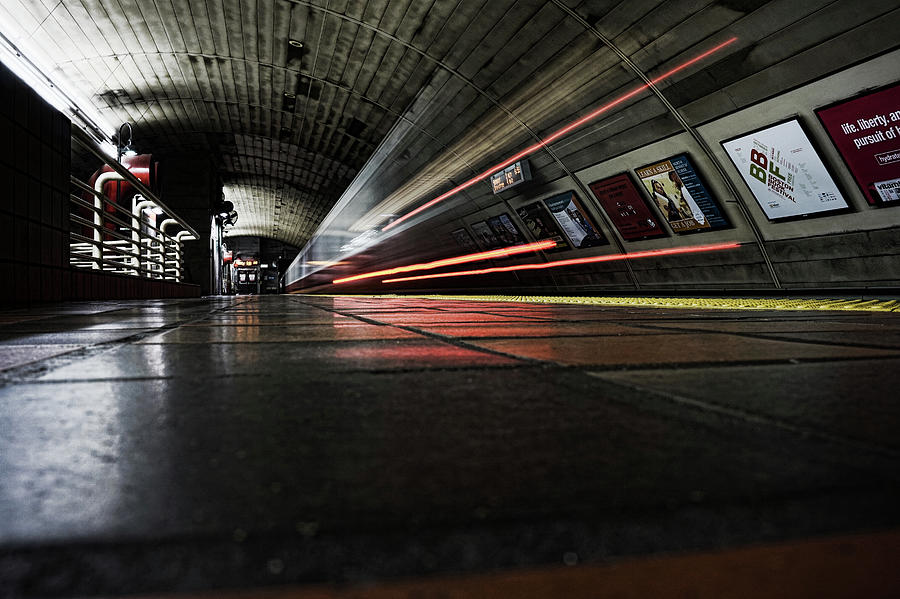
[333, 239, 557, 284]
[381, 37, 738, 233]
[0, 29, 113, 143]
[382, 242, 742, 283]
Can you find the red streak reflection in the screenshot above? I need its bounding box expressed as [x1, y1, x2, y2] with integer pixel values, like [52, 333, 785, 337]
[382, 242, 742, 284]
[381, 37, 738, 232]
[333, 240, 557, 284]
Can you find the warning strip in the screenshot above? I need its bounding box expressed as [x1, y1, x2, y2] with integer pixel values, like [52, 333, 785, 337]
[321, 294, 900, 313]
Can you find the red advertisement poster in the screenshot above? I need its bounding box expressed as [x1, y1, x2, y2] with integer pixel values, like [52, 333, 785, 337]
[816, 82, 900, 205]
[588, 173, 667, 240]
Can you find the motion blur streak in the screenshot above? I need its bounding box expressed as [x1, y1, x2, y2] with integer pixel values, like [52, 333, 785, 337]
[381, 37, 739, 232]
[333, 240, 558, 284]
[381, 242, 742, 284]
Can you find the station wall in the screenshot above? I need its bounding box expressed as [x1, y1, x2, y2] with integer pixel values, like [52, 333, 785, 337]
[292, 44, 900, 295]
[0, 61, 199, 305]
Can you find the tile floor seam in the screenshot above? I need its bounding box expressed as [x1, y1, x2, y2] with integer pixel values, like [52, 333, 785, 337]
[622, 322, 900, 350]
[552, 354, 900, 372]
[290, 299, 554, 366]
[0, 302, 253, 386]
[585, 373, 900, 461]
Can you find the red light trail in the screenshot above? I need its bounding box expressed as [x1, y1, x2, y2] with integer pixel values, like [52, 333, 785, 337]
[381, 242, 742, 284]
[333, 239, 558, 284]
[381, 37, 738, 233]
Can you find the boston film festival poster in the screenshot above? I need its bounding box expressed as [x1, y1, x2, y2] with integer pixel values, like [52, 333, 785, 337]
[588, 173, 667, 241]
[542, 191, 606, 249]
[635, 154, 729, 233]
[816, 82, 900, 205]
[722, 119, 849, 220]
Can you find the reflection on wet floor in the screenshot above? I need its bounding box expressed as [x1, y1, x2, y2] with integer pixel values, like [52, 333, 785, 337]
[0, 294, 898, 597]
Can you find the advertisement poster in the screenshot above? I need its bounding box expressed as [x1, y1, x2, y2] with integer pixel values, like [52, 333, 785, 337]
[722, 119, 849, 219]
[542, 191, 606, 248]
[450, 227, 477, 250]
[470, 220, 501, 249]
[635, 154, 730, 233]
[516, 202, 570, 251]
[486, 213, 526, 246]
[588, 173, 667, 240]
[816, 82, 900, 205]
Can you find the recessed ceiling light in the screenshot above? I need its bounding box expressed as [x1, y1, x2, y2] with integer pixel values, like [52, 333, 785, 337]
[288, 39, 304, 49]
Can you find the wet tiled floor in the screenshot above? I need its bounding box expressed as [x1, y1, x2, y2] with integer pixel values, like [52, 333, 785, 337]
[0, 294, 898, 597]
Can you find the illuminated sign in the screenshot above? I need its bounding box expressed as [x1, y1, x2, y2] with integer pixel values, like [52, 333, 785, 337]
[490, 160, 531, 194]
[816, 82, 900, 205]
[722, 119, 849, 220]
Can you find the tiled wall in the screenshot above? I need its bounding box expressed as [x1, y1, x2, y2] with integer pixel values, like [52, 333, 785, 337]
[0, 60, 70, 303]
[0, 61, 198, 304]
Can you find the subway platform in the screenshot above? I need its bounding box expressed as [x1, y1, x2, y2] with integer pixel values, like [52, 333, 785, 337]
[1, 294, 899, 598]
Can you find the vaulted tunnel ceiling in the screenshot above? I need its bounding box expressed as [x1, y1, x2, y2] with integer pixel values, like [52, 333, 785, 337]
[5, 1, 895, 252]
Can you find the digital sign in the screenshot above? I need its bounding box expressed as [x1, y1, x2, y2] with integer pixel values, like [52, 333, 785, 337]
[635, 154, 730, 234]
[816, 82, 900, 205]
[542, 191, 606, 249]
[722, 119, 849, 220]
[490, 160, 532, 194]
[588, 173, 667, 241]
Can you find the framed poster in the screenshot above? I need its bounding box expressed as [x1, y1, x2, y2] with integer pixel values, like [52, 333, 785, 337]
[635, 154, 730, 233]
[816, 82, 900, 205]
[542, 191, 607, 249]
[722, 119, 849, 220]
[450, 227, 478, 251]
[588, 173, 667, 241]
[516, 201, 571, 251]
[486, 213, 526, 246]
[470, 220, 501, 249]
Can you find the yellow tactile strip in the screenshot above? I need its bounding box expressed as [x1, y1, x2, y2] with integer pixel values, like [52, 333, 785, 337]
[324, 294, 900, 313]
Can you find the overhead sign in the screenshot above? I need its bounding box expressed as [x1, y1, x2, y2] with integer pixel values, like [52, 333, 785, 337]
[588, 173, 667, 240]
[490, 160, 532, 194]
[635, 154, 730, 234]
[542, 191, 606, 249]
[722, 119, 849, 220]
[816, 82, 900, 205]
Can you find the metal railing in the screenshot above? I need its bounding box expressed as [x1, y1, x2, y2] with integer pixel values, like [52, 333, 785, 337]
[68, 127, 198, 281]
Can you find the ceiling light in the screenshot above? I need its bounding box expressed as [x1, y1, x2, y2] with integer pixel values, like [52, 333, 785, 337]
[288, 39, 304, 49]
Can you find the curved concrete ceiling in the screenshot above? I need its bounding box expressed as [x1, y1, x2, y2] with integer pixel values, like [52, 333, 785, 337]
[4, 1, 897, 252]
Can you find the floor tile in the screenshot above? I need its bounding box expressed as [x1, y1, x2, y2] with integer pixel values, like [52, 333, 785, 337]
[468, 334, 900, 366]
[590, 359, 900, 449]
